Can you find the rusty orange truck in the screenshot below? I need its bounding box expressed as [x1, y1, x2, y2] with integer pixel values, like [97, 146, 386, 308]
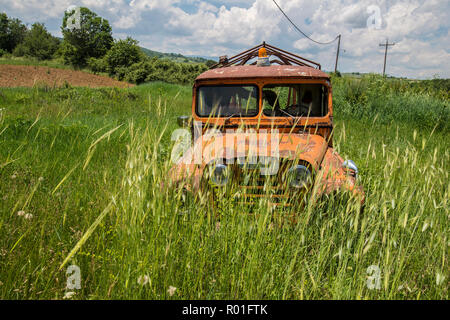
[169, 42, 364, 211]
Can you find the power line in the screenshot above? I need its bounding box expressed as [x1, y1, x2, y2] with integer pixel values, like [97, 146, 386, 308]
[271, 0, 339, 45]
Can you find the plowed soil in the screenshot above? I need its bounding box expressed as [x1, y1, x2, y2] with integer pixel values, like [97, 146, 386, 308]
[0, 64, 133, 88]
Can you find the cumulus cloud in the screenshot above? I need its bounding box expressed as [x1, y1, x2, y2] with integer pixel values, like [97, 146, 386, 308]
[0, 0, 448, 78]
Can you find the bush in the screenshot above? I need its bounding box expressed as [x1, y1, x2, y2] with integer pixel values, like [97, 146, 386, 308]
[123, 61, 153, 84]
[114, 66, 130, 81]
[105, 37, 143, 75]
[59, 41, 84, 67]
[87, 57, 108, 74]
[118, 58, 208, 85]
[12, 43, 27, 57]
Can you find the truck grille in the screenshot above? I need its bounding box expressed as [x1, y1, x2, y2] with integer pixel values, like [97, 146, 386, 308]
[226, 158, 309, 206]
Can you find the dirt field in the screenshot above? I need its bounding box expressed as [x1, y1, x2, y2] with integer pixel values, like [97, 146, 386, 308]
[0, 64, 133, 88]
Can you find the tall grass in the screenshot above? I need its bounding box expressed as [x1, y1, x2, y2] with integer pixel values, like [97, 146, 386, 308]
[0, 78, 448, 299]
[332, 74, 449, 131]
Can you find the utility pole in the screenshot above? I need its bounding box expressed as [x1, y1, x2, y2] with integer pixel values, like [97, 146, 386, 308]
[379, 38, 395, 76]
[334, 34, 341, 73]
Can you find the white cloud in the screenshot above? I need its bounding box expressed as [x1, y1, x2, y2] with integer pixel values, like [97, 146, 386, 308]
[0, 0, 448, 78]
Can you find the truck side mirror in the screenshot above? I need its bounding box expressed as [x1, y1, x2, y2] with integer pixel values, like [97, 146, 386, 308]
[177, 115, 191, 128]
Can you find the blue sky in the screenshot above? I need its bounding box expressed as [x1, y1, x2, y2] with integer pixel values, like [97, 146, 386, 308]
[1, 0, 449, 79]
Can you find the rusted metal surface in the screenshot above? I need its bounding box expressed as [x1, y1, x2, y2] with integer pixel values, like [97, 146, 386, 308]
[172, 132, 327, 173]
[196, 65, 329, 81]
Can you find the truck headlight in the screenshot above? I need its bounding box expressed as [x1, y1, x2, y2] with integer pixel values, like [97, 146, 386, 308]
[208, 163, 229, 186]
[342, 160, 358, 178]
[287, 165, 311, 189]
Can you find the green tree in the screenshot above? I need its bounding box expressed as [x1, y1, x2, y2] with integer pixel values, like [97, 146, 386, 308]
[60, 7, 113, 66]
[0, 13, 27, 53]
[105, 37, 143, 75]
[13, 23, 60, 60]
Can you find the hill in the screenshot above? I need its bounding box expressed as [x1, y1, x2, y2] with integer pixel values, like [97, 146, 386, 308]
[139, 46, 216, 65]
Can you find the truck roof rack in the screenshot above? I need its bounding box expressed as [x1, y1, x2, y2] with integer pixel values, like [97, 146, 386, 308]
[209, 42, 321, 70]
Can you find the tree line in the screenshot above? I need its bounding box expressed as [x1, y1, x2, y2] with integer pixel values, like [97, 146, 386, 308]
[0, 8, 212, 85]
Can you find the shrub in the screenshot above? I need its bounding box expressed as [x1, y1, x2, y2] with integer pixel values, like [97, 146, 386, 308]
[114, 66, 130, 81]
[105, 37, 143, 75]
[11, 43, 27, 57]
[87, 57, 108, 74]
[124, 61, 153, 84]
[116, 57, 207, 85]
[59, 41, 84, 67]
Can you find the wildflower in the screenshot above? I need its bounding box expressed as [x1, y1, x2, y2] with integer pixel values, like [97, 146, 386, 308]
[24, 213, 33, 220]
[38, 177, 44, 182]
[11, 174, 17, 180]
[17, 210, 25, 217]
[167, 286, 177, 296]
[137, 275, 150, 286]
[215, 221, 221, 231]
[63, 291, 76, 299]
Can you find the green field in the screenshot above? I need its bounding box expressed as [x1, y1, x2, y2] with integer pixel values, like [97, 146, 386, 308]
[0, 76, 448, 299]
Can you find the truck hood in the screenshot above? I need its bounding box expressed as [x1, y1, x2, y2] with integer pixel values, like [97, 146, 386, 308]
[199, 132, 328, 171]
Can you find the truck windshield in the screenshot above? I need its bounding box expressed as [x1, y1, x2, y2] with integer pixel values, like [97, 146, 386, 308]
[196, 85, 259, 117]
[262, 84, 328, 117]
